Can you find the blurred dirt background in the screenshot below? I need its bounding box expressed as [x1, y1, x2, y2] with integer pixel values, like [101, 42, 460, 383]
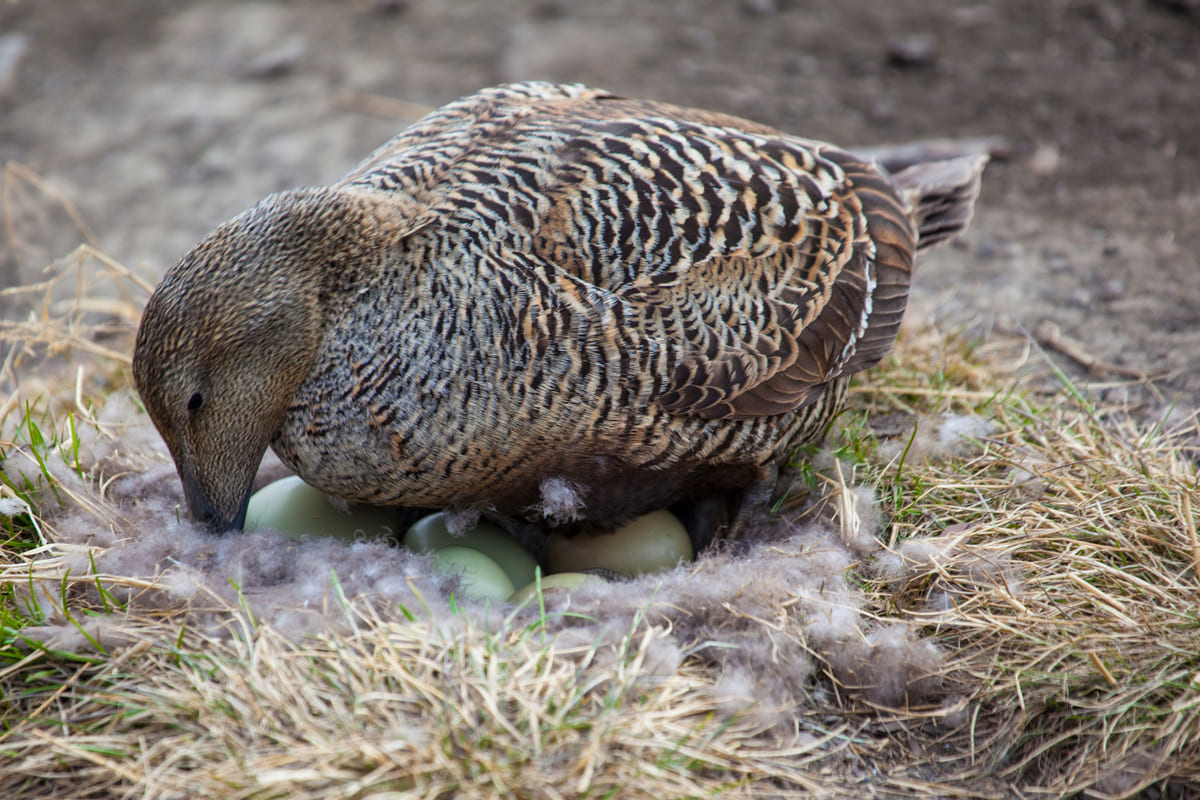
[1, 0, 1198, 420]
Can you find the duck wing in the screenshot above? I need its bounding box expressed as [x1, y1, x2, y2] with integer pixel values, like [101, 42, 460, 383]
[337, 83, 968, 421]
[520, 105, 920, 420]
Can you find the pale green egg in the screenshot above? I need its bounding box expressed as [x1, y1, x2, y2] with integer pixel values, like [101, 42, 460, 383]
[245, 476, 398, 541]
[403, 512, 538, 587]
[429, 546, 515, 602]
[509, 571, 607, 606]
[544, 509, 693, 577]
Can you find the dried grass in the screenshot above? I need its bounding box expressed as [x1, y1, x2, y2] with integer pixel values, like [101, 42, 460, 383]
[873, 399, 1200, 796]
[1, 183, 1198, 798]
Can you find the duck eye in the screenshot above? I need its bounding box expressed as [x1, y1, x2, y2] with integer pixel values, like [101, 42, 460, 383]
[187, 392, 204, 414]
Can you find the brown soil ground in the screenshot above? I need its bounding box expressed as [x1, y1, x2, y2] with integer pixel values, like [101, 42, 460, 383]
[2, 0, 1197, 411]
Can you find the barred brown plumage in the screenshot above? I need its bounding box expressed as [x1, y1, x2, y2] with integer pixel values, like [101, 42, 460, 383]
[132, 82, 986, 543]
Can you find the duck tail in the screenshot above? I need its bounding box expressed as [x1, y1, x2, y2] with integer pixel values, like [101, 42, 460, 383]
[891, 154, 989, 252]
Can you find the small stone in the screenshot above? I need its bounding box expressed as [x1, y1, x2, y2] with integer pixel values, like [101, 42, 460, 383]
[1044, 250, 1071, 273]
[743, 0, 779, 15]
[1093, 1, 1125, 33]
[0, 33, 32, 99]
[1029, 143, 1061, 176]
[784, 54, 818, 75]
[1066, 287, 1092, 308]
[531, 1, 565, 20]
[1096, 279, 1125, 302]
[241, 35, 308, 80]
[952, 6, 995, 27]
[1100, 385, 1133, 407]
[371, 0, 408, 14]
[1150, 0, 1200, 14]
[887, 34, 937, 68]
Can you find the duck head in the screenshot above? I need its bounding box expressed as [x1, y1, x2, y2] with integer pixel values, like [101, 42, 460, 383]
[132, 187, 395, 531]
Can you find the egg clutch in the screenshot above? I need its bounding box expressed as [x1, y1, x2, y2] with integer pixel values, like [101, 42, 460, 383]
[245, 476, 694, 603]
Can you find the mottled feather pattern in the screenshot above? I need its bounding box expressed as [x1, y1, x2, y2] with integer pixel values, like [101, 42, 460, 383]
[302, 83, 911, 512]
[133, 82, 985, 533]
[341, 86, 904, 425]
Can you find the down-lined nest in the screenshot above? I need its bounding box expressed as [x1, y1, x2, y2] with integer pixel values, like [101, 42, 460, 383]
[2, 243, 1198, 799]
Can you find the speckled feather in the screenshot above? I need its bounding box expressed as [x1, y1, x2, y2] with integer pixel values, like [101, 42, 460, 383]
[132, 82, 985, 533]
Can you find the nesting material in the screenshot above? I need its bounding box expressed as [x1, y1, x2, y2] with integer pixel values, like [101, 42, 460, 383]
[871, 529, 1023, 618]
[875, 411, 997, 464]
[532, 476, 588, 524]
[4, 402, 950, 723]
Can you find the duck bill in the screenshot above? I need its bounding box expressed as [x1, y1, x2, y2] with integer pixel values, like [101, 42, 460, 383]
[180, 464, 253, 533]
